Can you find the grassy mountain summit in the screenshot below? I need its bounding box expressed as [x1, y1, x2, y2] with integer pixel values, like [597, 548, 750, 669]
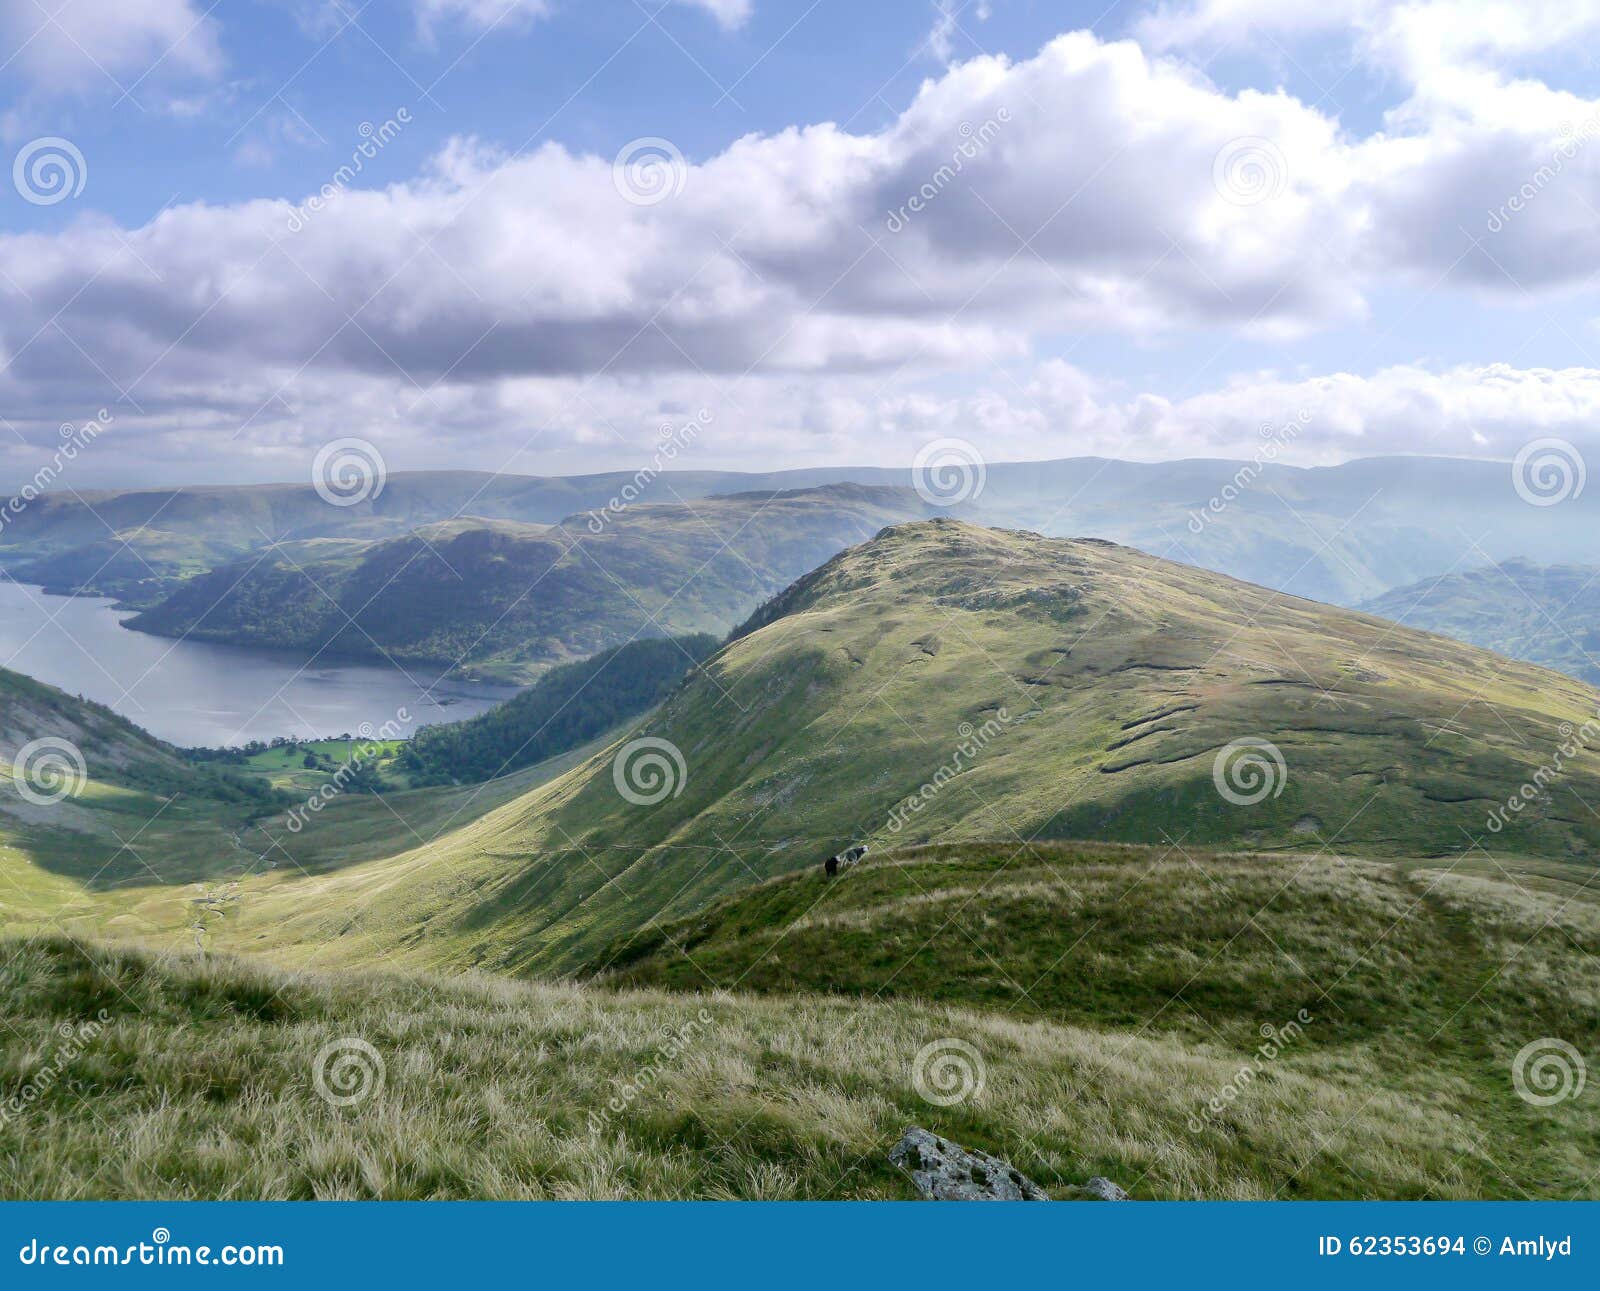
[1358, 558, 1600, 685]
[124, 485, 938, 683]
[209, 520, 1600, 977]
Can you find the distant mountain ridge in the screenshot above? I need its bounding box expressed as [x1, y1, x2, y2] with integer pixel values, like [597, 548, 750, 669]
[1358, 558, 1600, 684]
[5, 453, 1598, 608]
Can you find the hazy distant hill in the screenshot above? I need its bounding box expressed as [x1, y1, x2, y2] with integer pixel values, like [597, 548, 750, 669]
[7, 529, 235, 608]
[6, 454, 1598, 608]
[1358, 559, 1600, 684]
[123, 485, 938, 682]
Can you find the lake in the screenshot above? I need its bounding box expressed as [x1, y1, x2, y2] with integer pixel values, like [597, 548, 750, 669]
[0, 580, 518, 747]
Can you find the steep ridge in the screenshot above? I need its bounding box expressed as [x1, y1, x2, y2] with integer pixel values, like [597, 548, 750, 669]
[214, 520, 1600, 975]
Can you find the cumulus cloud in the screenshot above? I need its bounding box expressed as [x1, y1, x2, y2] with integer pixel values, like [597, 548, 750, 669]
[1139, 0, 1600, 81]
[4, 23, 1600, 481]
[0, 0, 222, 92]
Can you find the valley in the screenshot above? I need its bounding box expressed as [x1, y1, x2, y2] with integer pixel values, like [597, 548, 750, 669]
[5, 500, 1599, 1203]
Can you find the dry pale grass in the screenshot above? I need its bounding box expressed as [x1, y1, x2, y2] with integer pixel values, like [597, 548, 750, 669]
[3, 934, 1595, 1201]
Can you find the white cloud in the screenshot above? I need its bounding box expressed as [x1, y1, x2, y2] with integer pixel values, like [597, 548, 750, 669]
[1139, 0, 1600, 86]
[414, 0, 749, 39]
[0, 0, 222, 92]
[680, 0, 752, 29]
[5, 25, 1600, 479]
[414, 0, 550, 41]
[926, 0, 990, 64]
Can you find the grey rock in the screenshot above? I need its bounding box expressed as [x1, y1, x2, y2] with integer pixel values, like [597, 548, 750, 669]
[888, 1126, 1049, 1201]
[1062, 1175, 1130, 1201]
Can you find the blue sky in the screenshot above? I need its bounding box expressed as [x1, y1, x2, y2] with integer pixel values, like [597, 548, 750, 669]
[6, 0, 1600, 486]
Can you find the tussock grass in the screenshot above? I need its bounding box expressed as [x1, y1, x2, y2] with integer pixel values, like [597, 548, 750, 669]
[2, 900, 1596, 1200]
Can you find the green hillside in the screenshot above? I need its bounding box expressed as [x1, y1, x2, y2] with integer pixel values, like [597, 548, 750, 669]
[398, 634, 718, 786]
[0, 667, 282, 933]
[6, 530, 234, 608]
[124, 486, 936, 682]
[6, 894, 1595, 1198]
[1359, 559, 1600, 685]
[189, 520, 1600, 979]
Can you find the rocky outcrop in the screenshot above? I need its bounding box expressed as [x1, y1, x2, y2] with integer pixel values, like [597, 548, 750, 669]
[888, 1126, 1049, 1201]
[888, 1126, 1131, 1201]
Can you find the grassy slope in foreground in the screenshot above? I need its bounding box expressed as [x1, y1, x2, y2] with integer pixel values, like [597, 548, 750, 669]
[218, 520, 1600, 977]
[6, 850, 1597, 1201]
[1359, 558, 1600, 685]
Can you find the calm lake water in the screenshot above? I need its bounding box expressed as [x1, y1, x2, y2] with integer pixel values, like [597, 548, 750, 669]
[0, 580, 517, 748]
